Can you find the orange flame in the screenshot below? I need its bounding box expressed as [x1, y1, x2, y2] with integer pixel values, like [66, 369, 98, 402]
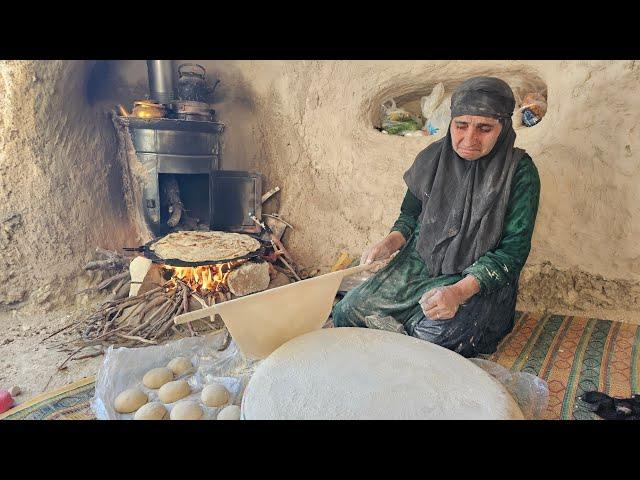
[164, 260, 246, 293]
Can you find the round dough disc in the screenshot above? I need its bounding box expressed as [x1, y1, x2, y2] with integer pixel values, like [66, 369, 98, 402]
[114, 388, 148, 414]
[158, 380, 191, 404]
[241, 328, 524, 420]
[142, 367, 174, 389]
[166, 357, 193, 377]
[201, 384, 229, 407]
[170, 401, 203, 420]
[149, 231, 260, 263]
[134, 402, 168, 420]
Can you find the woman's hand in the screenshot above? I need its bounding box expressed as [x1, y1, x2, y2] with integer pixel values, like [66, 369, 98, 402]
[360, 231, 406, 265]
[419, 276, 481, 320]
[419, 286, 464, 320]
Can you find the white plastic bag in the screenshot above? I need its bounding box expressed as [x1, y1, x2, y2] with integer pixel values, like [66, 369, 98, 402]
[91, 332, 260, 420]
[469, 357, 549, 419]
[421, 83, 452, 136]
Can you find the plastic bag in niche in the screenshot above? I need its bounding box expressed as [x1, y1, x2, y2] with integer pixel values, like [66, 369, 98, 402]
[421, 83, 452, 136]
[381, 99, 422, 135]
[519, 92, 547, 127]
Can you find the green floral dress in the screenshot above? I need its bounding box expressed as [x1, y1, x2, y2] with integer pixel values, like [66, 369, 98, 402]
[332, 154, 541, 357]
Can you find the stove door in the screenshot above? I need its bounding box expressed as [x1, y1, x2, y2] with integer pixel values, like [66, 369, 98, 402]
[210, 171, 262, 234]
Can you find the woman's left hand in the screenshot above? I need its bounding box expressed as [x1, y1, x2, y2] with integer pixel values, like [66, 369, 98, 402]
[419, 285, 464, 321]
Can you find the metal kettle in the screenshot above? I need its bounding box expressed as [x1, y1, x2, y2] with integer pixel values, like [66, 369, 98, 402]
[176, 63, 210, 102]
[119, 100, 166, 119]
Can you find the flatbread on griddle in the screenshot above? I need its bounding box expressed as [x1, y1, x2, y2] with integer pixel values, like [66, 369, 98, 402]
[149, 231, 261, 263]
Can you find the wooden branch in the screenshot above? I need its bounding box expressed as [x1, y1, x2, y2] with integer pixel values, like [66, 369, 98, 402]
[163, 175, 183, 228]
[261, 186, 281, 203]
[96, 271, 130, 291]
[115, 333, 158, 345]
[39, 319, 81, 344]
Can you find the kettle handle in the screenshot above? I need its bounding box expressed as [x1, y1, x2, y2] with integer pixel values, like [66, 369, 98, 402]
[209, 79, 220, 96]
[178, 63, 206, 78]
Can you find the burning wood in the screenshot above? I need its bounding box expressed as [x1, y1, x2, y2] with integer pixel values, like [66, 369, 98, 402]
[164, 260, 248, 296]
[50, 257, 252, 357]
[162, 175, 183, 228]
[50, 212, 305, 358]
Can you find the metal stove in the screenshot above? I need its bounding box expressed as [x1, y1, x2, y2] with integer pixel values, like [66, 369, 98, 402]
[122, 60, 262, 238]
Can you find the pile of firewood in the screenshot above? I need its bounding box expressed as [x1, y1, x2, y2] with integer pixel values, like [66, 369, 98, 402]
[43, 263, 230, 391]
[47, 250, 227, 356]
[46, 198, 311, 365]
[79, 280, 222, 346]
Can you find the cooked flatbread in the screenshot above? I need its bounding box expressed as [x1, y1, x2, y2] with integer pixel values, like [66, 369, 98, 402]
[149, 231, 261, 263]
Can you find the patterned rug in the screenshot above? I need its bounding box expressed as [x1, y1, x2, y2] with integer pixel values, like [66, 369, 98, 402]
[2, 312, 638, 420]
[489, 312, 639, 420]
[0, 376, 96, 420]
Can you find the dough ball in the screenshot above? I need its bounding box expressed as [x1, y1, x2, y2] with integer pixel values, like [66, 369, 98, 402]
[134, 402, 168, 420]
[217, 405, 241, 420]
[201, 383, 229, 407]
[114, 388, 148, 413]
[142, 367, 174, 389]
[166, 357, 194, 377]
[158, 380, 191, 403]
[170, 400, 203, 420]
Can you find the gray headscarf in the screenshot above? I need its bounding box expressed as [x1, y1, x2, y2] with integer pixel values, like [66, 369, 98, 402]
[403, 76, 526, 277]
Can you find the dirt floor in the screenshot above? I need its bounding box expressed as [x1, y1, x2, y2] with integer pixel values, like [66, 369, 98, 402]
[1, 297, 637, 409]
[0, 306, 104, 406]
[1, 60, 639, 408]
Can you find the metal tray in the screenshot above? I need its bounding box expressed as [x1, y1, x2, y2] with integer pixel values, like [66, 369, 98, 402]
[123, 233, 270, 268]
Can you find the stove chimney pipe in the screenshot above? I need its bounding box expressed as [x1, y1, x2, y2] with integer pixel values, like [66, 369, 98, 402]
[146, 60, 175, 104]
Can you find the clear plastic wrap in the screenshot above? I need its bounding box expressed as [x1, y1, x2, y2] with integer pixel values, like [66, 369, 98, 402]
[338, 257, 390, 294]
[469, 357, 549, 420]
[92, 331, 260, 420]
[92, 329, 548, 420]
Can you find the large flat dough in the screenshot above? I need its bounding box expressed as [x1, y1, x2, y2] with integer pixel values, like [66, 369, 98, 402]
[241, 328, 524, 420]
[149, 231, 260, 263]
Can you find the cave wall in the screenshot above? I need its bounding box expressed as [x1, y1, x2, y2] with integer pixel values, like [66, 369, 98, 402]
[0, 61, 140, 310]
[1, 60, 638, 319]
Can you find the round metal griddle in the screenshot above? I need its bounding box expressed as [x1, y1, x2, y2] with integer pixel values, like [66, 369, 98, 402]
[123, 232, 269, 268]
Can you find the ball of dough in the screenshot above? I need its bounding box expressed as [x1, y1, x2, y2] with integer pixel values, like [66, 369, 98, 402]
[201, 383, 229, 407]
[166, 356, 193, 377]
[158, 380, 191, 403]
[142, 367, 174, 389]
[134, 402, 168, 420]
[114, 388, 148, 413]
[217, 405, 241, 420]
[170, 400, 203, 420]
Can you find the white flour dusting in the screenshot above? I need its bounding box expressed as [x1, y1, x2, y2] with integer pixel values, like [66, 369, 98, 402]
[242, 327, 524, 420]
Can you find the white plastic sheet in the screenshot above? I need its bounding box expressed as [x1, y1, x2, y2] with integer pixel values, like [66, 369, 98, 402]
[470, 357, 549, 420]
[91, 331, 259, 420]
[92, 329, 548, 420]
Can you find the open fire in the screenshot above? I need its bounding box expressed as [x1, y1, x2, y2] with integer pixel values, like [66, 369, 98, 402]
[51, 219, 304, 356]
[163, 260, 248, 295]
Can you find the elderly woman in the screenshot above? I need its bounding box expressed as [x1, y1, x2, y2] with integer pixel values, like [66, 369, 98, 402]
[332, 76, 541, 358]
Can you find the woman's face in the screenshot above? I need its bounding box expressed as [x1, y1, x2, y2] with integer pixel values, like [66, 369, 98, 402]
[450, 115, 503, 161]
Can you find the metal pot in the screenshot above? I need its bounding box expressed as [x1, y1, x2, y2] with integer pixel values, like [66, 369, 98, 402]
[131, 100, 166, 119]
[177, 63, 209, 102]
[169, 100, 215, 121]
